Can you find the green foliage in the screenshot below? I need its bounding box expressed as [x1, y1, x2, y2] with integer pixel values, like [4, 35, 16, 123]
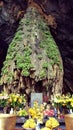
[1, 68, 8, 75]
[1, 17, 34, 82]
[0, 7, 62, 84]
[22, 69, 30, 77]
[39, 69, 47, 79]
[39, 22, 61, 67]
[38, 19, 48, 31]
[38, 17, 63, 77]
[24, 18, 31, 25]
[42, 62, 48, 69]
[6, 73, 13, 82]
[37, 54, 43, 60]
[16, 46, 33, 76]
[0, 98, 7, 108]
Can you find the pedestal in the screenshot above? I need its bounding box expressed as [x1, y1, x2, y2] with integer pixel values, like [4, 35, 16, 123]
[65, 114, 73, 130]
[0, 113, 16, 130]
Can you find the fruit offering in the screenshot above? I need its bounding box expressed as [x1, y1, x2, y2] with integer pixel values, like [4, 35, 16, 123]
[22, 118, 36, 129]
[45, 117, 59, 129]
[18, 109, 28, 116]
[41, 127, 52, 130]
[43, 110, 54, 117]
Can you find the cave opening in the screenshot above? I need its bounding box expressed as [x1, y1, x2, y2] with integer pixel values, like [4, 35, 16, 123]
[0, 6, 64, 102]
[1, 0, 73, 95]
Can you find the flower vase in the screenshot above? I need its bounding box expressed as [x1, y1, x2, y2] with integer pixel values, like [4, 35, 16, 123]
[54, 108, 58, 117]
[57, 108, 60, 119]
[10, 108, 14, 114]
[69, 109, 73, 114]
[0, 107, 3, 112]
[14, 108, 17, 114]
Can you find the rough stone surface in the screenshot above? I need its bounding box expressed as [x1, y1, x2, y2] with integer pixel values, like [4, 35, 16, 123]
[0, 0, 28, 70]
[0, 7, 63, 99]
[0, 0, 73, 93]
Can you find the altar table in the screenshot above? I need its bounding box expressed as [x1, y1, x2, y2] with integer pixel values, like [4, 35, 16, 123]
[14, 126, 66, 130]
[14, 117, 66, 130]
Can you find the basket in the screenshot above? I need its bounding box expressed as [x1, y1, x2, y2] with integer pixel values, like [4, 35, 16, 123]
[0, 113, 16, 130]
[65, 114, 73, 130]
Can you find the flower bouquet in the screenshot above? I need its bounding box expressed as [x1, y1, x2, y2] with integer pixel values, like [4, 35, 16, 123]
[0, 93, 8, 108]
[0, 92, 8, 112]
[0, 92, 26, 114]
[7, 93, 26, 112]
[51, 93, 73, 114]
[28, 101, 44, 122]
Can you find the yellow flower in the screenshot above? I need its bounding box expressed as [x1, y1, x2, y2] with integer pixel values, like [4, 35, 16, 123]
[45, 117, 59, 129]
[18, 98, 22, 103]
[14, 98, 17, 102]
[41, 127, 52, 130]
[8, 98, 12, 103]
[71, 102, 73, 107]
[28, 108, 36, 117]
